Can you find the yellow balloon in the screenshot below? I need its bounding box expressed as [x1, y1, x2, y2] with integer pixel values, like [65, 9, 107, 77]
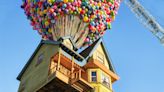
[78, 8, 82, 12]
[69, 0, 74, 2]
[48, 28, 52, 33]
[48, 0, 52, 3]
[63, 0, 68, 3]
[112, 16, 115, 20]
[45, 21, 49, 26]
[83, 16, 89, 22]
[98, 2, 101, 7]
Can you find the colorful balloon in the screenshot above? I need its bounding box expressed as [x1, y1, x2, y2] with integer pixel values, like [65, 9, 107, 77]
[21, 0, 121, 48]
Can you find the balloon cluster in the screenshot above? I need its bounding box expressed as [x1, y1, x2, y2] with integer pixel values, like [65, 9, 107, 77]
[21, 0, 121, 46]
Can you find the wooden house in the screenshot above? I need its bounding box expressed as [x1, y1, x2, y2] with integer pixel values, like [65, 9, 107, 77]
[17, 37, 119, 92]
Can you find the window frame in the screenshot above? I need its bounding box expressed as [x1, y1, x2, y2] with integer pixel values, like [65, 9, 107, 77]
[101, 73, 110, 88]
[91, 71, 97, 82]
[36, 53, 44, 66]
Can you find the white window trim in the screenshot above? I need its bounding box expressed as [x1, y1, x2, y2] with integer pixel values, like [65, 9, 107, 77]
[101, 73, 110, 88]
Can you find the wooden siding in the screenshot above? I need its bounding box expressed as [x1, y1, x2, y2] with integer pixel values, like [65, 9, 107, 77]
[83, 43, 119, 92]
[87, 68, 113, 92]
[18, 44, 59, 92]
[92, 44, 110, 69]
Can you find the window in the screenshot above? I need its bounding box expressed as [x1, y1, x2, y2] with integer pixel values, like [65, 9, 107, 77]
[36, 53, 44, 66]
[101, 73, 110, 88]
[96, 51, 104, 63]
[91, 71, 97, 82]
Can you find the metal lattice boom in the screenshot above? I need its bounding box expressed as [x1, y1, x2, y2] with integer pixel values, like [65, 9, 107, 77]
[125, 0, 164, 45]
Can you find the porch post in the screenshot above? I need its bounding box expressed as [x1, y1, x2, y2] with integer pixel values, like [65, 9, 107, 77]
[71, 56, 74, 79]
[79, 69, 81, 79]
[57, 48, 61, 70]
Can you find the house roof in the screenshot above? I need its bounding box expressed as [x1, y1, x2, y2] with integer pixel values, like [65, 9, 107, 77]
[79, 38, 100, 58]
[58, 36, 78, 51]
[79, 38, 116, 73]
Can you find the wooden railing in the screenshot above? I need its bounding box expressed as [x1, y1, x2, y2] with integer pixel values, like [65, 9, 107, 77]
[49, 56, 88, 85]
[49, 62, 71, 77]
[72, 70, 81, 79]
[49, 61, 83, 84]
[59, 65, 71, 76]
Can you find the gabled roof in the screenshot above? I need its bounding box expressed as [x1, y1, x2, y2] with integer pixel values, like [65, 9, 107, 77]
[79, 38, 116, 73]
[79, 38, 100, 58]
[58, 36, 78, 51]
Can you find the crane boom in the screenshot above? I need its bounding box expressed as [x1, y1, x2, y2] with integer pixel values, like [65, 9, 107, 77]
[125, 0, 164, 45]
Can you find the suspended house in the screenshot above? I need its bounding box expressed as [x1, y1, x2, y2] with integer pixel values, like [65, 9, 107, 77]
[17, 37, 119, 92]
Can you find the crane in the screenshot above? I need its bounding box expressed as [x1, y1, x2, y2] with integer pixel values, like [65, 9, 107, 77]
[124, 0, 164, 45]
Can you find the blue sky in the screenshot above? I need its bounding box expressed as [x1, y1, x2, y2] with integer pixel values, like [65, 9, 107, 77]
[0, 0, 164, 92]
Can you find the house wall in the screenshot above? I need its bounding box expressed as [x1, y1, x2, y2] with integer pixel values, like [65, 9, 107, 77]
[87, 68, 112, 92]
[18, 44, 59, 92]
[92, 44, 110, 69]
[86, 43, 115, 92]
[91, 84, 112, 92]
